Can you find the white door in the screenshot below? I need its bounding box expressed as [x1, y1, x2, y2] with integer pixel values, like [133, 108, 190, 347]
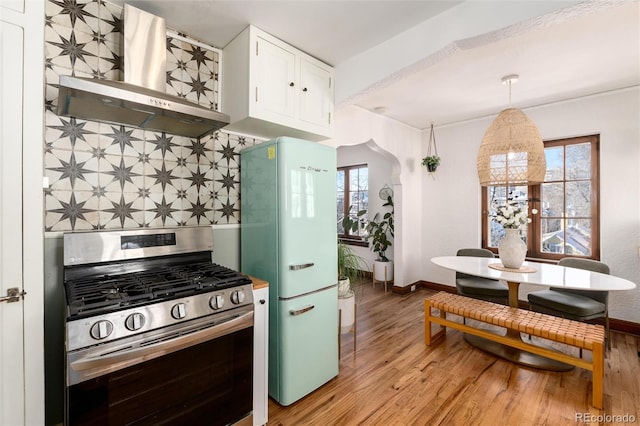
[298, 57, 332, 128]
[1, 1, 45, 423]
[254, 35, 297, 120]
[0, 17, 26, 426]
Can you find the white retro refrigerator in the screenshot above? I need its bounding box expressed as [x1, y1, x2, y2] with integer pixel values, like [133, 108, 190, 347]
[240, 137, 338, 406]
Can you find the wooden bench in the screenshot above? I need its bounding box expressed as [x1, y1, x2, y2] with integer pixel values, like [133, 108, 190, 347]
[424, 291, 606, 409]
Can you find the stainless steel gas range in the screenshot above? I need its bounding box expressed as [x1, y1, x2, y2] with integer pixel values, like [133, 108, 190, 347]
[63, 226, 254, 426]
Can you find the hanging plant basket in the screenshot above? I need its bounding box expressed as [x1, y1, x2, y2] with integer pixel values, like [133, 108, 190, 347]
[422, 123, 440, 173]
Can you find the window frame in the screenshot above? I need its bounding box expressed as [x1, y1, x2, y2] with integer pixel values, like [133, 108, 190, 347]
[337, 164, 368, 245]
[481, 134, 600, 261]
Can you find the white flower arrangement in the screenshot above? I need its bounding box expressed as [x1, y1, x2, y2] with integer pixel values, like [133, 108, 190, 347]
[493, 202, 530, 230]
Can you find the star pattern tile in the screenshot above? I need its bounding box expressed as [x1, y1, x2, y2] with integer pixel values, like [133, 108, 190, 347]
[102, 194, 143, 228]
[48, 192, 97, 231]
[105, 125, 144, 155]
[146, 161, 180, 193]
[147, 194, 180, 227]
[48, 0, 97, 30]
[46, 151, 94, 188]
[43, 0, 260, 231]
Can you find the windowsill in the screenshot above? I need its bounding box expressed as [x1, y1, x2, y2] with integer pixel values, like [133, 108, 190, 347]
[338, 237, 369, 248]
[524, 257, 557, 264]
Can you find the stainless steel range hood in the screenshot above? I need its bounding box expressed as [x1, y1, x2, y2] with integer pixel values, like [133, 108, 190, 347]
[56, 4, 229, 139]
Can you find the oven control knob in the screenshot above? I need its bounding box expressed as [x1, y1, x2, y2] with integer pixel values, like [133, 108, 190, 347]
[231, 289, 245, 305]
[171, 303, 187, 320]
[125, 313, 145, 331]
[89, 320, 113, 340]
[209, 294, 225, 310]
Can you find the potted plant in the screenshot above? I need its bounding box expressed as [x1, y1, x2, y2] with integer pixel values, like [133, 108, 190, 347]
[422, 155, 440, 172]
[422, 123, 440, 173]
[337, 242, 366, 296]
[342, 194, 395, 284]
[337, 241, 366, 333]
[364, 195, 394, 283]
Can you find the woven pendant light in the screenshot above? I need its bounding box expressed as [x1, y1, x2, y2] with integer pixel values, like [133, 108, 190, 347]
[477, 75, 546, 186]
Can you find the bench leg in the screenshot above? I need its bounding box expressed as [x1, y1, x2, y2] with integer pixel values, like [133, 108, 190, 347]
[424, 300, 445, 345]
[592, 340, 604, 409]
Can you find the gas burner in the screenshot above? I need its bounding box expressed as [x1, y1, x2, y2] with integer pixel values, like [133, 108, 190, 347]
[102, 288, 127, 300]
[64, 260, 251, 319]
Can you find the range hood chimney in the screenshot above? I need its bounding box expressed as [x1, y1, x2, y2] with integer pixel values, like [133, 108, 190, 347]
[56, 4, 229, 139]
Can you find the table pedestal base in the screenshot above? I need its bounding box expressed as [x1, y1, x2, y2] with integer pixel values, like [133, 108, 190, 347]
[463, 334, 574, 372]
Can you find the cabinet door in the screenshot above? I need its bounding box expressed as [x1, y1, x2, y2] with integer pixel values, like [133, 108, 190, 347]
[298, 57, 333, 129]
[254, 35, 296, 120]
[1, 2, 44, 424]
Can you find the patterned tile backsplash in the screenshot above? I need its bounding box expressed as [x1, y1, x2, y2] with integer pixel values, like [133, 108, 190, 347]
[43, 0, 264, 231]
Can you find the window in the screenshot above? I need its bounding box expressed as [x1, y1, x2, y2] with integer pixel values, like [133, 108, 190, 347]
[482, 135, 600, 260]
[337, 165, 368, 240]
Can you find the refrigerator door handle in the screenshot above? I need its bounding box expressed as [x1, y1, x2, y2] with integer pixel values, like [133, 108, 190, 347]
[289, 305, 315, 316]
[289, 262, 315, 271]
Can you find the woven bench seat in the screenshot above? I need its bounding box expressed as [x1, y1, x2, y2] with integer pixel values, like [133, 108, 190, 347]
[424, 291, 605, 408]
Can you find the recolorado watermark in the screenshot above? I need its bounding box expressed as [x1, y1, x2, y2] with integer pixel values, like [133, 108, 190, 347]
[575, 412, 636, 423]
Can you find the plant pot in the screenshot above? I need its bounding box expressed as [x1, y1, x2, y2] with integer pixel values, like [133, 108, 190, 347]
[338, 293, 355, 334]
[427, 163, 438, 172]
[498, 228, 527, 269]
[338, 277, 352, 298]
[373, 260, 393, 282]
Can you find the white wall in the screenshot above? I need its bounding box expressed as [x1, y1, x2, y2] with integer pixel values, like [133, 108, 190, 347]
[337, 143, 394, 269]
[421, 87, 640, 323]
[326, 105, 423, 287]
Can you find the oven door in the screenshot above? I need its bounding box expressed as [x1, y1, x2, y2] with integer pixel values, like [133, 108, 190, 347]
[66, 306, 253, 426]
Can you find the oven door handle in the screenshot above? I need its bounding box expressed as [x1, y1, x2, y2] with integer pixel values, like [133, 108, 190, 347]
[70, 311, 253, 373]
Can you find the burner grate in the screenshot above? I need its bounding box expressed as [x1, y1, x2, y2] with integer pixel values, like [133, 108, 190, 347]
[65, 262, 252, 319]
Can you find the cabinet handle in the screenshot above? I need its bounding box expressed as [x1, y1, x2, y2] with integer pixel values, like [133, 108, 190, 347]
[302, 87, 308, 92]
[289, 82, 295, 87]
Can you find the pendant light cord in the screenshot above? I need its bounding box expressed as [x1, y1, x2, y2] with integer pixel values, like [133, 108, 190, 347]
[427, 122, 438, 157]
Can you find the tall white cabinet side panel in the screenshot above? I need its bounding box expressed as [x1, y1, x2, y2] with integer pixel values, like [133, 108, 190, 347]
[252, 286, 269, 426]
[0, 1, 45, 423]
[0, 19, 26, 426]
[222, 27, 251, 124]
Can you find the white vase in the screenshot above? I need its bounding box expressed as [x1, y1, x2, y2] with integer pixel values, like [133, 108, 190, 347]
[373, 260, 393, 282]
[498, 228, 527, 269]
[338, 293, 355, 334]
[338, 277, 352, 298]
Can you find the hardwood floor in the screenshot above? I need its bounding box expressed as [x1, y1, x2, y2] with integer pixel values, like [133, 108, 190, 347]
[266, 283, 640, 425]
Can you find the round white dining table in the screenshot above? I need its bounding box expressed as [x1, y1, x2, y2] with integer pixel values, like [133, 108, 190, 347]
[430, 256, 637, 370]
[431, 256, 636, 307]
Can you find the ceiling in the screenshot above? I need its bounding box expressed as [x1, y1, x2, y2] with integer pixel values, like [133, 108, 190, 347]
[115, 0, 461, 65]
[117, 0, 639, 130]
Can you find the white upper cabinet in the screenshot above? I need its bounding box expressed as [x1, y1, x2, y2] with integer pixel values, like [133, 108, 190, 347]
[253, 35, 296, 121]
[223, 25, 334, 141]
